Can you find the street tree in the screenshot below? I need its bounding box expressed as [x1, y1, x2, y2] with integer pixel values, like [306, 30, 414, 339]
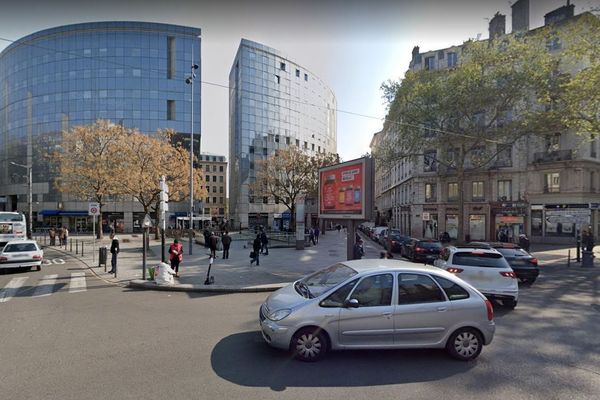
[49, 119, 127, 239]
[376, 30, 560, 241]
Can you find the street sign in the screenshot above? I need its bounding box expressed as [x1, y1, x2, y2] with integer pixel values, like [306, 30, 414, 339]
[143, 214, 153, 228]
[422, 212, 430, 221]
[88, 202, 100, 216]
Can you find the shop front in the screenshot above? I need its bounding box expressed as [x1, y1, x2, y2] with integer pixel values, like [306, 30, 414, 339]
[102, 212, 125, 233]
[533, 204, 591, 241]
[490, 202, 528, 243]
[422, 211, 438, 239]
[468, 215, 486, 241]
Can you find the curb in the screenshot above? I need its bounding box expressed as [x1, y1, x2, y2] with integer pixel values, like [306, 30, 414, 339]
[128, 279, 288, 293]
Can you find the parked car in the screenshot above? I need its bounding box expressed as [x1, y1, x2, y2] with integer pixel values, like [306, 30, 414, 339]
[434, 246, 519, 308]
[385, 231, 411, 253]
[488, 243, 539, 284]
[259, 259, 495, 362]
[370, 226, 388, 243]
[403, 239, 443, 264]
[0, 239, 44, 271]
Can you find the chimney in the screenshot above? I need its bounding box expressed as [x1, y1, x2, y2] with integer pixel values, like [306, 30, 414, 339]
[511, 0, 530, 32]
[544, 1, 575, 25]
[489, 12, 506, 39]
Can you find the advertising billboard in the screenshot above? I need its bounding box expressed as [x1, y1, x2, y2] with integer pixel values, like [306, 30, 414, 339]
[318, 157, 373, 220]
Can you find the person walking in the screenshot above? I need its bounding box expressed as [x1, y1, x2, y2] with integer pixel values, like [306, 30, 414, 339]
[62, 226, 69, 248]
[309, 228, 316, 246]
[57, 227, 64, 246]
[108, 234, 119, 274]
[314, 227, 320, 244]
[518, 234, 530, 252]
[221, 231, 232, 259]
[260, 229, 269, 255]
[169, 238, 183, 278]
[251, 234, 262, 266]
[49, 228, 56, 246]
[353, 238, 365, 260]
[209, 232, 219, 258]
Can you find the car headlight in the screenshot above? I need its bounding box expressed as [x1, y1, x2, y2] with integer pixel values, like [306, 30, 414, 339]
[267, 309, 292, 321]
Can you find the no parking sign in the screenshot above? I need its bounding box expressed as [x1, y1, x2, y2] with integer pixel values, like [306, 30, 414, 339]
[88, 202, 100, 216]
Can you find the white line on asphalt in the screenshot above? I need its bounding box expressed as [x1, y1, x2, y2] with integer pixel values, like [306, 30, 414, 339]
[0, 277, 29, 303]
[32, 274, 58, 297]
[69, 272, 87, 293]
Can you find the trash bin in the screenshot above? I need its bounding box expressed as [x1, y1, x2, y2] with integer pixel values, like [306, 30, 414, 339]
[582, 250, 594, 268]
[99, 246, 108, 268]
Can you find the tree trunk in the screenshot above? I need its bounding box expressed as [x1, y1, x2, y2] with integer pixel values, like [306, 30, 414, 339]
[456, 146, 466, 243]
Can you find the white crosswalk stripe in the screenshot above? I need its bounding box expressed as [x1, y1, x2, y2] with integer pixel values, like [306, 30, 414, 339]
[0, 277, 29, 303]
[68, 272, 87, 293]
[32, 274, 58, 297]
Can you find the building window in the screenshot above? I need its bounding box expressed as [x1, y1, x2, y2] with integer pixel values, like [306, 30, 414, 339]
[263, 197, 269, 204]
[219, 197, 223, 204]
[591, 135, 597, 158]
[545, 133, 560, 152]
[425, 183, 436, 202]
[263, 147, 268, 156]
[220, 186, 224, 193]
[275, 75, 280, 84]
[212, 176, 216, 182]
[219, 166, 224, 172]
[311, 143, 315, 151]
[205, 208, 210, 214]
[498, 180, 512, 200]
[213, 197, 217, 204]
[472, 181, 484, 200]
[424, 150, 437, 172]
[591, 171, 596, 192]
[167, 36, 176, 79]
[447, 52, 457, 68]
[304, 73, 308, 81]
[167, 100, 175, 120]
[295, 139, 300, 147]
[212, 165, 217, 172]
[296, 69, 300, 77]
[495, 145, 512, 167]
[304, 141, 308, 149]
[249, 146, 254, 154]
[280, 62, 286, 71]
[206, 197, 210, 204]
[219, 176, 223, 183]
[448, 183, 458, 201]
[544, 172, 560, 193]
[425, 56, 435, 70]
[205, 175, 210, 182]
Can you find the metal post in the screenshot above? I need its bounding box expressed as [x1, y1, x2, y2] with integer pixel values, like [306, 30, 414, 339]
[28, 166, 32, 240]
[70, 239, 72, 252]
[143, 228, 147, 280]
[189, 51, 195, 256]
[76, 240, 79, 255]
[161, 226, 166, 263]
[567, 249, 571, 268]
[81, 242, 84, 257]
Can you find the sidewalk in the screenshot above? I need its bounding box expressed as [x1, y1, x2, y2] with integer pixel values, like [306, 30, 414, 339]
[38, 231, 597, 293]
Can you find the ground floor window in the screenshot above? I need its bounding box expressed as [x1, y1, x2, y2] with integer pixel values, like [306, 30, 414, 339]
[531, 210, 543, 236]
[495, 216, 524, 242]
[423, 214, 438, 239]
[446, 214, 458, 240]
[469, 215, 486, 241]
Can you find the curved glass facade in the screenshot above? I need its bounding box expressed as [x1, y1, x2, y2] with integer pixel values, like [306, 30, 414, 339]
[229, 39, 337, 229]
[0, 22, 201, 231]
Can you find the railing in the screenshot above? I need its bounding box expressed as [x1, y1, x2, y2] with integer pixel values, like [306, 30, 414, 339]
[533, 150, 572, 163]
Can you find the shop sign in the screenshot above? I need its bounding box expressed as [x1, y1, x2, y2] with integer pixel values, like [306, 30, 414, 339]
[545, 209, 590, 224]
[422, 212, 430, 221]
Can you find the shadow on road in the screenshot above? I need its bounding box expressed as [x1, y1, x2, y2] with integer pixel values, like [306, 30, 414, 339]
[210, 330, 476, 391]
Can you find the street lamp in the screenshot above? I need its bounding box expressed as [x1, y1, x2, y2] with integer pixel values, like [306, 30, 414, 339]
[185, 56, 199, 255]
[10, 161, 32, 239]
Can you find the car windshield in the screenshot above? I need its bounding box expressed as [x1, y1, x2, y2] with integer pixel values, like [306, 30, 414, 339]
[496, 248, 529, 258]
[419, 241, 442, 249]
[389, 234, 402, 241]
[0, 214, 24, 222]
[299, 263, 358, 298]
[453, 252, 509, 268]
[4, 243, 38, 252]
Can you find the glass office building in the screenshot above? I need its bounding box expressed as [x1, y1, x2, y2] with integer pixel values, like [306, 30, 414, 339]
[0, 22, 201, 232]
[229, 39, 337, 230]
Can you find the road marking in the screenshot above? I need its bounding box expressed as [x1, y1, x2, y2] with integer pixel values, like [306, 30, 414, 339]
[69, 272, 87, 293]
[32, 274, 58, 297]
[52, 258, 65, 265]
[0, 277, 28, 303]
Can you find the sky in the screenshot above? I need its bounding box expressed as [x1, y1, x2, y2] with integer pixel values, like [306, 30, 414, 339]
[1, 0, 599, 162]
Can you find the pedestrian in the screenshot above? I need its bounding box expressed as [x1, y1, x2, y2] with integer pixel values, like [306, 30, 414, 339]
[251, 234, 262, 266]
[314, 226, 320, 244]
[209, 232, 218, 258]
[49, 227, 56, 246]
[221, 231, 232, 259]
[309, 228, 316, 245]
[353, 238, 365, 260]
[584, 229, 595, 251]
[108, 234, 119, 274]
[380, 251, 393, 259]
[169, 238, 183, 278]
[260, 229, 269, 255]
[518, 234, 530, 252]
[440, 231, 450, 244]
[203, 228, 210, 248]
[57, 227, 64, 246]
[337, 224, 341, 234]
[62, 226, 69, 247]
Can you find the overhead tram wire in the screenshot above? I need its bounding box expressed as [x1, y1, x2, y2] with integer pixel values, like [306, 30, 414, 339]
[0, 35, 505, 145]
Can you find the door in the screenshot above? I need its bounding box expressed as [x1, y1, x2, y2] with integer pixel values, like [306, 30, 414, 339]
[338, 273, 395, 347]
[394, 273, 451, 346]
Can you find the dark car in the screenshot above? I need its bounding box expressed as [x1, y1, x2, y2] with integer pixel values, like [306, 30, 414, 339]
[492, 245, 539, 284]
[385, 232, 411, 253]
[403, 239, 443, 264]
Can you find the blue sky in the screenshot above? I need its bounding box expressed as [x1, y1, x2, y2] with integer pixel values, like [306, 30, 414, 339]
[1, 0, 599, 161]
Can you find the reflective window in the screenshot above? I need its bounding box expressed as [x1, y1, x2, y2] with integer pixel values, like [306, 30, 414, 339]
[398, 274, 445, 304]
[350, 274, 394, 307]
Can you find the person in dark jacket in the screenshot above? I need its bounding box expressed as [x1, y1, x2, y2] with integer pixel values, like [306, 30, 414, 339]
[260, 230, 269, 255]
[518, 234, 531, 252]
[221, 231, 232, 259]
[108, 234, 119, 274]
[353, 238, 364, 260]
[251, 234, 262, 266]
[209, 232, 218, 258]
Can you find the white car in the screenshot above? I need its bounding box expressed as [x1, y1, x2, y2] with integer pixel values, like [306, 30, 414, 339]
[370, 226, 388, 243]
[0, 240, 44, 271]
[433, 246, 519, 309]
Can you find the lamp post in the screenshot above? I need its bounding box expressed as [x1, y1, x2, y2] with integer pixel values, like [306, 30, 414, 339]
[10, 161, 32, 239]
[185, 54, 199, 255]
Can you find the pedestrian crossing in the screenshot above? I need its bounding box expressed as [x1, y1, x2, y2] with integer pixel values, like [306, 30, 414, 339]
[0, 273, 88, 303]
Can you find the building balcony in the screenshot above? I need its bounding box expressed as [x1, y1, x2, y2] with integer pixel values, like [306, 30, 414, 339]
[533, 150, 572, 164]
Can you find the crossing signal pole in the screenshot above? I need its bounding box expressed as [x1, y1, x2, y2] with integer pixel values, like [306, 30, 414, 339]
[159, 175, 169, 262]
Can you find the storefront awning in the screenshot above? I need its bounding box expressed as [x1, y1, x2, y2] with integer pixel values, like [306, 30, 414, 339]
[39, 210, 88, 217]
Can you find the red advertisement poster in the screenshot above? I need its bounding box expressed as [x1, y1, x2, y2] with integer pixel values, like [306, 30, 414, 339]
[319, 160, 364, 215]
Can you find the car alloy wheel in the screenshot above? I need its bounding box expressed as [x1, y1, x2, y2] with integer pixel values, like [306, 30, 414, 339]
[292, 328, 327, 362]
[447, 328, 483, 361]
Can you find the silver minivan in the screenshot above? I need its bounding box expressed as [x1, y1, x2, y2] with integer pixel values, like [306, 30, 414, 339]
[259, 259, 495, 362]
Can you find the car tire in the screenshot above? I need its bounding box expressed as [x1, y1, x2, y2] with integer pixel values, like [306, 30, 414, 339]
[291, 327, 328, 362]
[446, 327, 483, 361]
[503, 298, 518, 309]
[37, 265, 41, 271]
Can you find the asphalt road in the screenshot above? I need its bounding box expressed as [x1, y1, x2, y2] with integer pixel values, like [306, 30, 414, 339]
[1, 248, 599, 400]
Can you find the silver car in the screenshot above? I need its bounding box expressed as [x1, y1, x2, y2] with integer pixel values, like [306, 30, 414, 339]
[259, 259, 495, 362]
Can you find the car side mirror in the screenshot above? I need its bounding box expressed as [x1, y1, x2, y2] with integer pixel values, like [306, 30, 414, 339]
[345, 298, 360, 308]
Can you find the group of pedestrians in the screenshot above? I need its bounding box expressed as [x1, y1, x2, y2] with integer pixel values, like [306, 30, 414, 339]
[308, 226, 320, 246]
[250, 228, 269, 266]
[48, 226, 69, 246]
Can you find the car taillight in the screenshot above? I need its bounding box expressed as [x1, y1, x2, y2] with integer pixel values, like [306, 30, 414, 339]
[391, 241, 397, 246]
[416, 247, 425, 253]
[33, 255, 42, 260]
[485, 299, 494, 321]
[500, 271, 517, 278]
[446, 267, 463, 273]
[529, 258, 538, 266]
[0, 256, 7, 263]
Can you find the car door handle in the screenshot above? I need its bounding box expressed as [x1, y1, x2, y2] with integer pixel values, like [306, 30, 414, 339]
[437, 307, 447, 312]
[382, 312, 392, 317]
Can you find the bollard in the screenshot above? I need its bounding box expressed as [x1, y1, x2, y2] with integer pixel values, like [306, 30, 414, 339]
[70, 240, 72, 252]
[81, 242, 84, 257]
[76, 240, 79, 255]
[567, 249, 571, 268]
